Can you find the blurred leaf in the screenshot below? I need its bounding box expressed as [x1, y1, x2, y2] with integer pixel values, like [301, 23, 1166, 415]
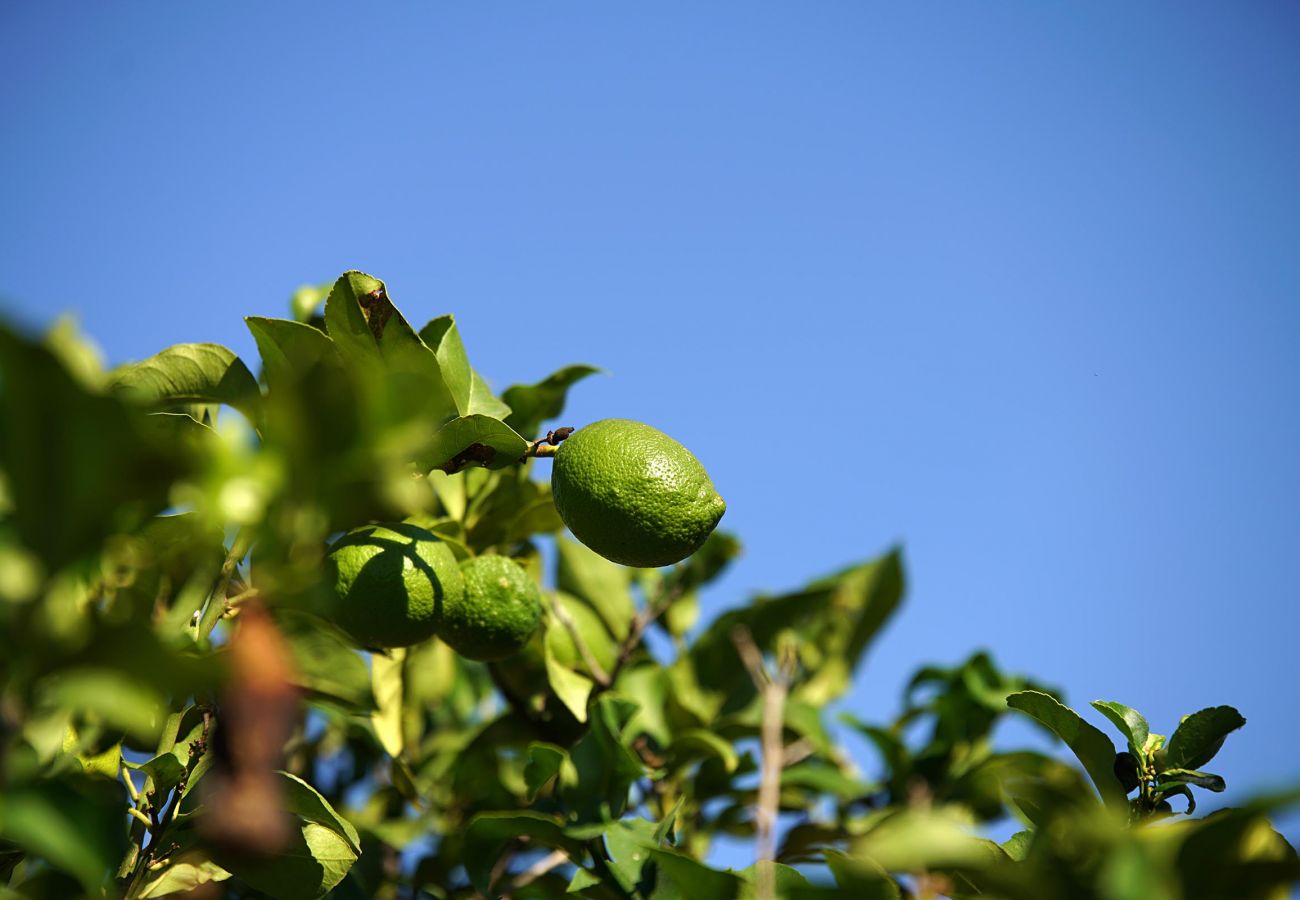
[277, 610, 376, 712]
[0, 774, 128, 894]
[544, 631, 595, 723]
[0, 323, 193, 570]
[667, 729, 738, 775]
[1001, 830, 1034, 862]
[737, 862, 811, 897]
[556, 535, 636, 641]
[502, 364, 601, 439]
[39, 668, 166, 744]
[246, 316, 341, 391]
[462, 812, 584, 895]
[1007, 690, 1127, 810]
[425, 414, 529, 472]
[690, 549, 904, 713]
[646, 848, 743, 899]
[1090, 700, 1150, 756]
[604, 817, 659, 891]
[108, 342, 262, 424]
[565, 696, 644, 823]
[1178, 801, 1300, 900]
[524, 742, 569, 802]
[822, 850, 901, 898]
[129, 751, 187, 793]
[371, 648, 404, 758]
[1164, 706, 1246, 772]
[291, 282, 332, 322]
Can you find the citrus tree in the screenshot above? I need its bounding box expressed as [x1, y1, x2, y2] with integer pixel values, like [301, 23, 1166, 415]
[0, 272, 1295, 899]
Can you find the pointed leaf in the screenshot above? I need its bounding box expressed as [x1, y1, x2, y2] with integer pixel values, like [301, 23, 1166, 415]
[502, 364, 601, 438]
[418, 315, 473, 415]
[277, 771, 361, 854]
[524, 742, 569, 802]
[1157, 768, 1226, 793]
[1090, 700, 1151, 755]
[371, 649, 405, 758]
[1164, 706, 1246, 772]
[1006, 690, 1126, 809]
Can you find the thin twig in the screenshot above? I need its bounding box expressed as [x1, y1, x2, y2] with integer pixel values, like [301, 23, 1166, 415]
[506, 848, 569, 894]
[605, 573, 690, 685]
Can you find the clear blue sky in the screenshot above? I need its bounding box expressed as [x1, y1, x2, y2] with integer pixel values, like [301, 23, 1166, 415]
[3, 1, 1298, 838]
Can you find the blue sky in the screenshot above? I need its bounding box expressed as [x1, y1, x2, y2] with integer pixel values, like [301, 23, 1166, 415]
[3, 0, 1299, 847]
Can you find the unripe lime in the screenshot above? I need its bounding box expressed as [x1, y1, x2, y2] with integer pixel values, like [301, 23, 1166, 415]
[325, 522, 463, 649]
[440, 555, 543, 661]
[551, 419, 725, 568]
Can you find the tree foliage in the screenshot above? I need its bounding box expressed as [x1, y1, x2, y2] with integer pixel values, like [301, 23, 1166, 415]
[0, 272, 1294, 899]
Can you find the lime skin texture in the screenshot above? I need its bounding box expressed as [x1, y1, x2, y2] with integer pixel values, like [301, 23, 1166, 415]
[441, 555, 544, 662]
[551, 418, 726, 568]
[325, 522, 464, 649]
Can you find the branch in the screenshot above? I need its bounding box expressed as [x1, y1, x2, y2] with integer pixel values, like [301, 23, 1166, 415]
[730, 625, 796, 900]
[604, 571, 690, 686]
[505, 848, 569, 894]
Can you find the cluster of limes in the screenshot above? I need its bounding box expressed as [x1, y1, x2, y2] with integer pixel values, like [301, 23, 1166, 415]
[324, 419, 724, 658]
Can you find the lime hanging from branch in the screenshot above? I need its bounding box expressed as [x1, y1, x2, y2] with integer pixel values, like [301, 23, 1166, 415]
[550, 419, 726, 568]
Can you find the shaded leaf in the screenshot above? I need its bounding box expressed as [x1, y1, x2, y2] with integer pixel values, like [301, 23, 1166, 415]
[136, 851, 232, 898]
[502, 364, 601, 439]
[277, 610, 375, 712]
[426, 414, 529, 472]
[217, 822, 357, 900]
[462, 812, 584, 894]
[556, 535, 636, 641]
[0, 775, 128, 894]
[278, 771, 362, 854]
[524, 742, 569, 802]
[1007, 690, 1127, 809]
[1165, 706, 1246, 772]
[1157, 768, 1226, 793]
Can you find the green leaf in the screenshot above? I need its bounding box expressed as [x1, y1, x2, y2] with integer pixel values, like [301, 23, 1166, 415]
[736, 862, 812, 897]
[418, 315, 473, 414]
[823, 850, 900, 898]
[567, 867, 602, 892]
[0, 774, 128, 894]
[109, 342, 262, 424]
[216, 822, 358, 900]
[245, 316, 342, 391]
[1090, 700, 1151, 755]
[426, 414, 529, 472]
[604, 817, 660, 891]
[1006, 690, 1127, 809]
[1156, 768, 1226, 793]
[129, 752, 187, 793]
[277, 610, 376, 712]
[290, 282, 332, 322]
[524, 742, 569, 802]
[136, 851, 232, 898]
[544, 630, 595, 723]
[556, 535, 636, 641]
[646, 848, 743, 899]
[564, 696, 645, 823]
[39, 668, 166, 744]
[462, 812, 584, 894]
[468, 370, 513, 420]
[277, 771, 361, 854]
[0, 323, 194, 570]
[1001, 830, 1034, 862]
[502, 364, 601, 438]
[1164, 706, 1246, 772]
[667, 729, 739, 774]
[371, 648, 405, 758]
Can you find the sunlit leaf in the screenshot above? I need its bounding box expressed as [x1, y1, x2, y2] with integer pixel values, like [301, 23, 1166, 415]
[1164, 706, 1246, 772]
[109, 342, 262, 424]
[1007, 690, 1127, 810]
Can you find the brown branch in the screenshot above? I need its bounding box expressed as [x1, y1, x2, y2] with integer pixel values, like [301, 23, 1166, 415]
[505, 848, 569, 894]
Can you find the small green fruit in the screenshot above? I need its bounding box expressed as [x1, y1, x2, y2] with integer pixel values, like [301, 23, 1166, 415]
[325, 522, 463, 649]
[440, 555, 544, 661]
[551, 419, 725, 568]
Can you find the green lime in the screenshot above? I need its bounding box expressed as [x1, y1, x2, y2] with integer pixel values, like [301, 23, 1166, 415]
[441, 555, 544, 661]
[551, 419, 726, 567]
[325, 522, 463, 649]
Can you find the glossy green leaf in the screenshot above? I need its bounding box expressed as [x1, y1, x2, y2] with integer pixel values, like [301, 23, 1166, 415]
[646, 848, 743, 899]
[1090, 700, 1150, 755]
[425, 414, 529, 472]
[1164, 706, 1246, 772]
[109, 342, 261, 424]
[245, 316, 341, 391]
[502, 364, 601, 438]
[556, 535, 636, 641]
[1006, 690, 1127, 809]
